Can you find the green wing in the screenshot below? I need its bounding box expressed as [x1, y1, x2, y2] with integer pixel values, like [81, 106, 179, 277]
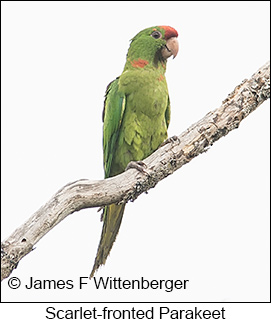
[89, 78, 127, 278]
[102, 77, 126, 179]
[165, 96, 171, 129]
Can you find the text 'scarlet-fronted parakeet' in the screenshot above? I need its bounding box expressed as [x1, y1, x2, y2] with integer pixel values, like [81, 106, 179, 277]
[90, 26, 179, 278]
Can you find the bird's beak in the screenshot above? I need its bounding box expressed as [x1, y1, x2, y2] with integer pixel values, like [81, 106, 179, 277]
[161, 37, 179, 59]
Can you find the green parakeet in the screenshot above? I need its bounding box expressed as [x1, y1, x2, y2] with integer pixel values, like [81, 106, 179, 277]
[90, 25, 179, 278]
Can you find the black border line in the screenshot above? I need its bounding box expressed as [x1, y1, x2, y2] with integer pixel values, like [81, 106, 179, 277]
[0, 302, 271, 304]
[1, 0, 270, 309]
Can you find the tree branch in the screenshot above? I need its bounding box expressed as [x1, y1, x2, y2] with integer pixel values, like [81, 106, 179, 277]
[1, 61, 270, 281]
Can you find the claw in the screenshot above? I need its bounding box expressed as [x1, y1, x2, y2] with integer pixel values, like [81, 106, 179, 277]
[160, 135, 180, 147]
[125, 160, 149, 175]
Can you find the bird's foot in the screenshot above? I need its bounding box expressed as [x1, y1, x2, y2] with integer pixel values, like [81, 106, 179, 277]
[125, 160, 149, 175]
[160, 135, 180, 147]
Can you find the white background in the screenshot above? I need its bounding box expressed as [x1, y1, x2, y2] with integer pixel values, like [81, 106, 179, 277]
[1, 0, 270, 317]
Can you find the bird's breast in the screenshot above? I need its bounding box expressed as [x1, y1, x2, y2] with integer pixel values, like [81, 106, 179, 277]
[119, 69, 168, 118]
[111, 70, 169, 172]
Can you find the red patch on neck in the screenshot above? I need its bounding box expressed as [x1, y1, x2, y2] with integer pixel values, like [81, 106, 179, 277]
[158, 74, 164, 82]
[159, 26, 178, 39]
[131, 58, 149, 68]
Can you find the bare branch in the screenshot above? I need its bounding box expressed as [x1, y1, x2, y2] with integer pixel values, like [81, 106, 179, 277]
[1, 61, 270, 281]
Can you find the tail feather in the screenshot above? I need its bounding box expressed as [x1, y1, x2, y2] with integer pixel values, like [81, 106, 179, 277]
[90, 203, 125, 278]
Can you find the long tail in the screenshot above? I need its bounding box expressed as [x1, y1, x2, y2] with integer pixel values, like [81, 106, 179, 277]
[90, 203, 126, 278]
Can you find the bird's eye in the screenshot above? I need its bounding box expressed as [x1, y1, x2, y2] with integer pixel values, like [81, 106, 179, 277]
[151, 31, 162, 39]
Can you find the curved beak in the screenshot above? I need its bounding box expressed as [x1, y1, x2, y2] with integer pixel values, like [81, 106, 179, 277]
[161, 37, 179, 59]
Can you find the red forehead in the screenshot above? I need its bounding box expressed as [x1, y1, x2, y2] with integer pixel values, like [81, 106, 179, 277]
[158, 25, 178, 39]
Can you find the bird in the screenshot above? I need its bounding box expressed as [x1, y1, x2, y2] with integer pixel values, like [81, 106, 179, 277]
[90, 25, 179, 278]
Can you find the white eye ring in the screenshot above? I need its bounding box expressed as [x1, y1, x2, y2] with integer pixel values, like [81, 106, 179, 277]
[151, 31, 162, 39]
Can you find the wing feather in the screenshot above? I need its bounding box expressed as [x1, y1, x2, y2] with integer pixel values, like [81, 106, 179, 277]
[165, 96, 171, 129]
[102, 78, 126, 178]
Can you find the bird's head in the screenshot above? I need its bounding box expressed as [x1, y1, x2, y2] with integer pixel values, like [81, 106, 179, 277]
[125, 25, 179, 69]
